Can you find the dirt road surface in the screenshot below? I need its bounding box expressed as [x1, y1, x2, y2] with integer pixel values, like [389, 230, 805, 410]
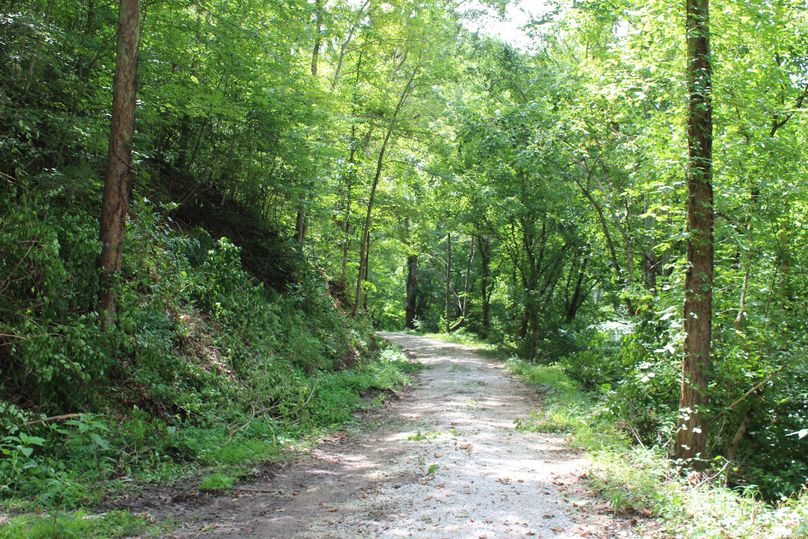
[157, 333, 640, 538]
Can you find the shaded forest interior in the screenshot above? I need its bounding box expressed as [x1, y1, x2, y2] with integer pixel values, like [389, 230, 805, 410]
[0, 0, 806, 534]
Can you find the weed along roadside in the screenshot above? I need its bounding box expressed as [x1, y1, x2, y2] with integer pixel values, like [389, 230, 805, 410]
[0, 328, 420, 537]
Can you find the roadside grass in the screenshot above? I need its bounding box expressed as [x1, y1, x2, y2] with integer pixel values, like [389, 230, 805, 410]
[421, 331, 502, 353]
[419, 331, 516, 362]
[508, 358, 808, 538]
[0, 345, 420, 538]
[0, 510, 168, 539]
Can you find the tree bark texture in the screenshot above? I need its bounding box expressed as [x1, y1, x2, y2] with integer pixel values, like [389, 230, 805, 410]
[674, 0, 714, 461]
[98, 0, 140, 326]
[445, 232, 452, 334]
[405, 255, 418, 329]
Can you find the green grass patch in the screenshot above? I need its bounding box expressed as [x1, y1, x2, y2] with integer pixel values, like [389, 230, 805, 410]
[407, 430, 442, 441]
[0, 510, 165, 539]
[199, 472, 236, 491]
[507, 358, 808, 538]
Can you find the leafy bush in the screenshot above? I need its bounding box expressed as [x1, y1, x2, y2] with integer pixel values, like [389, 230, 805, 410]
[0, 194, 413, 513]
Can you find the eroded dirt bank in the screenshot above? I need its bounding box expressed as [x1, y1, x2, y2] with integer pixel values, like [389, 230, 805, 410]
[152, 333, 641, 538]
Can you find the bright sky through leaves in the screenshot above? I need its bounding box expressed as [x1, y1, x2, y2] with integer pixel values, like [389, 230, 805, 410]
[462, 0, 551, 50]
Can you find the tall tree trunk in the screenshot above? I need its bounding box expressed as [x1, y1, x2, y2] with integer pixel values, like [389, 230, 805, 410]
[445, 232, 452, 334]
[310, 0, 323, 77]
[352, 64, 418, 316]
[640, 195, 657, 293]
[294, 0, 324, 247]
[295, 205, 307, 245]
[405, 255, 418, 329]
[674, 0, 714, 462]
[340, 163, 353, 283]
[98, 0, 140, 326]
[478, 235, 491, 338]
[459, 237, 476, 318]
[352, 127, 393, 316]
[340, 51, 366, 282]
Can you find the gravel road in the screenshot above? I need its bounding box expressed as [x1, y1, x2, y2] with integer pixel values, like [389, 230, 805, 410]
[167, 333, 640, 538]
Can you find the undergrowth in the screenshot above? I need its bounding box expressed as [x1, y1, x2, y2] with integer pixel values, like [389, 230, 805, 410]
[0, 347, 417, 537]
[0, 199, 419, 537]
[508, 358, 808, 538]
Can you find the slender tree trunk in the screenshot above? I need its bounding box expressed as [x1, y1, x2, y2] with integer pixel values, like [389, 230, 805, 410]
[405, 255, 418, 329]
[98, 0, 140, 326]
[351, 64, 418, 316]
[445, 232, 452, 334]
[330, 0, 370, 90]
[573, 176, 635, 314]
[352, 127, 393, 316]
[294, 1, 324, 247]
[340, 167, 353, 282]
[24, 0, 55, 93]
[528, 311, 538, 361]
[340, 50, 366, 281]
[295, 205, 307, 245]
[566, 255, 589, 322]
[460, 237, 476, 318]
[478, 236, 491, 337]
[362, 234, 371, 310]
[310, 0, 323, 77]
[674, 0, 714, 462]
[642, 195, 658, 292]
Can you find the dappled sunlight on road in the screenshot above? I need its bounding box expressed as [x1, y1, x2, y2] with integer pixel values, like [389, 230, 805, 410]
[172, 334, 635, 538]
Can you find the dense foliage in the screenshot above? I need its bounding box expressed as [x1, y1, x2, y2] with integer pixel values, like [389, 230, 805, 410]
[0, 0, 805, 529]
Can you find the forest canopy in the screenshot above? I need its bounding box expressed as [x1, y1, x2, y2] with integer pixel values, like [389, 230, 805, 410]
[0, 0, 806, 529]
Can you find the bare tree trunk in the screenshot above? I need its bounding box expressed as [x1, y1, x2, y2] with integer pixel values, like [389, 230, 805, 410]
[445, 232, 452, 334]
[405, 255, 418, 329]
[674, 0, 714, 462]
[478, 236, 491, 338]
[352, 65, 418, 316]
[294, 0, 325, 247]
[352, 127, 392, 316]
[98, 0, 140, 326]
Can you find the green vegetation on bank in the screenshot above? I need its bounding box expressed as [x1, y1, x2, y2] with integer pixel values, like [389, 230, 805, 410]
[510, 357, 808, 538]
[0, 200, 417, 534]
